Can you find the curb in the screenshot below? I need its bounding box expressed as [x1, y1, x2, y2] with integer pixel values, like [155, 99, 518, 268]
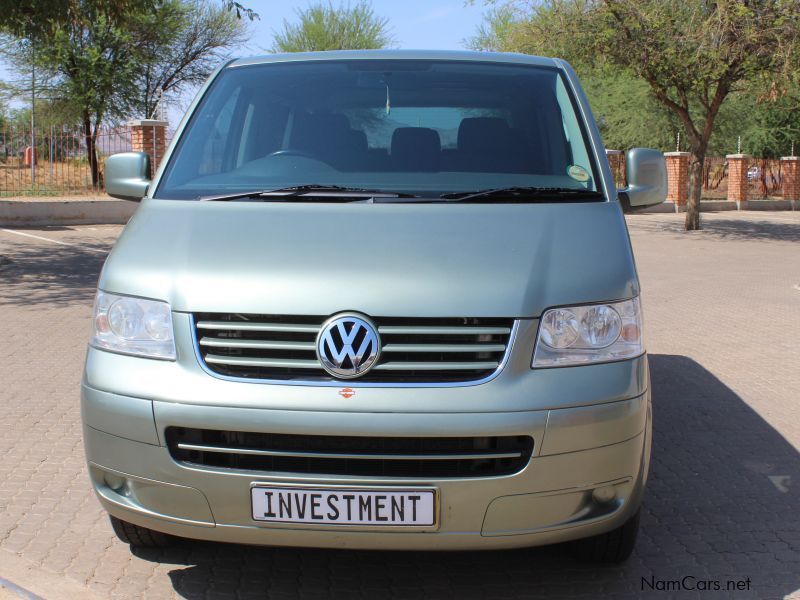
[640, 199, 796, 214]
[0, 199, 137, 227]
[0, 550, 104, 600]
[0, 198, 795, 226]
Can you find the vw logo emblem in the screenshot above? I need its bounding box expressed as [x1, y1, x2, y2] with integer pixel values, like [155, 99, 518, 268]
[316, 313, 381, 379]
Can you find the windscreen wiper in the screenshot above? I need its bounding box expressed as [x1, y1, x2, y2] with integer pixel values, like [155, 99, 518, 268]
[199, 185, 417, 202]
[439, 187, 604, 203]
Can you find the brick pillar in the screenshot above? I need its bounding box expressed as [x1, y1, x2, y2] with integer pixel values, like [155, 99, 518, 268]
[781, 156, 799, 207]
[605, 149, 625, 186]
[726, 153, 749, 209]
[128, 119, 168, 178]
[664, 152, 690, 210]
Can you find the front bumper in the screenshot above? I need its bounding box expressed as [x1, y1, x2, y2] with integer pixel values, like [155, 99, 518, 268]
[82, 359, 651, 550]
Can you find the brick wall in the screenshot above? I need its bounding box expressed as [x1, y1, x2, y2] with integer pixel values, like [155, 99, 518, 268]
[781, 157, 800, 201]
[664, 152, 690, 205]
[726, 154, 749, 203]
[128, 119, 168, 178]
[605, 149, 625, 187]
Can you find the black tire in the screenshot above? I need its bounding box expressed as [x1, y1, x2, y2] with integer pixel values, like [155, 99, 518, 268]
[110, 515, 175, 548]
[570, 508, 640, 563]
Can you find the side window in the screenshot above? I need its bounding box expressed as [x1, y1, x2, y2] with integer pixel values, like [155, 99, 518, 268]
[555, 77, 591, 178]
[197, 88, 241, 175]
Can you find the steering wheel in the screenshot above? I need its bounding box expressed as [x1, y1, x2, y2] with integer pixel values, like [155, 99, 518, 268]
[266, 149, 319, 160]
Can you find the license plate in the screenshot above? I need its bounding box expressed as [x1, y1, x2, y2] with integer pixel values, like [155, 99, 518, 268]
[251, 485, 436, 526]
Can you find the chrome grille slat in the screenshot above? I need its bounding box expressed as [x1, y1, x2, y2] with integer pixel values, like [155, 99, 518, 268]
[194, 314, 515, 384]
[374, 361, 499, 371]
[200, 337, 316, 351]
[378, 325, 511, 335]
[196, 321, 319, 333]
[204, 355, 320, 369]
[176, 442, 522, 461]
[382, 343, 506, 353]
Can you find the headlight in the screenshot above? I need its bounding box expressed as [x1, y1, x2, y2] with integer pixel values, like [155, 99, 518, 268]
[533, 297, 643, 368]
[90, 291, 176, 360]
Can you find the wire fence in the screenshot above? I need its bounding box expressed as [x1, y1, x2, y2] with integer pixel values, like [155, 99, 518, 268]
[0, 125, 133, 198]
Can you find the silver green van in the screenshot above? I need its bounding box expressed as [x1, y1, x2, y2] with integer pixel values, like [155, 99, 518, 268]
[84, 50, 666, 562]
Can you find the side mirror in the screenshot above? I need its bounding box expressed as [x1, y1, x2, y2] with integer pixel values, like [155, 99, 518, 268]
[618, 148, 667, 212]
[105, 152, 151, 202]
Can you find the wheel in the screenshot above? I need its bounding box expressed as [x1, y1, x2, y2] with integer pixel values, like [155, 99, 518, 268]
[570, 508, 640, 563]
[110, 515, 175, 548]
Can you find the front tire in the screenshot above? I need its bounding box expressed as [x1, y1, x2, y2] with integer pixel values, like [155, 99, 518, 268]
[110, 516, 175, 548]
[570, 508, 640, 563]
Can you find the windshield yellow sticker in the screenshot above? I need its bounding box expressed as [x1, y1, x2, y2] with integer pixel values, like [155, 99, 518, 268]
[567, 165, 591, 182]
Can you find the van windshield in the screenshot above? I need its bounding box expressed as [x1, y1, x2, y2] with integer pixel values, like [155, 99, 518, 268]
[154, 59, 602, 200]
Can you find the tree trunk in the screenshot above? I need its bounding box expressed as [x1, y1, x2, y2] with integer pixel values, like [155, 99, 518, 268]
[685, 150, 705, 231]
[92, 127, 102, 188]
[82, 115, 100, 188]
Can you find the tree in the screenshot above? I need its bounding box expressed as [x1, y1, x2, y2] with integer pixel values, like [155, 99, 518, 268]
[29, 5, 141, 188]
[472, 0, 800, 230]
[0, 0, 257, 38]
[133, 1, 249, 119]
[271, 1, 393, 52]
[466, 4, 517, 52]
[1, 0, 248, 187]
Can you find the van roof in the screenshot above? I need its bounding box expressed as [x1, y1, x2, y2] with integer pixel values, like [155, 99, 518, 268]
[228, 49, 561, 69]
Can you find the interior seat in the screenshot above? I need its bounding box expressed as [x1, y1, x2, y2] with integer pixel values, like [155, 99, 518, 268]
[290, 113, 367, 169]
[456, 117, 529, 173]
[391, 127, 441, 171]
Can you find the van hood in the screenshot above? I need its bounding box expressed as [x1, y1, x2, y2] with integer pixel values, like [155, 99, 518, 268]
[101, 199, 638, 318]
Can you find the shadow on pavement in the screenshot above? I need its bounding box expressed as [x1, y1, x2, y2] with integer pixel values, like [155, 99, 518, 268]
[0, 240, 108, 306]
[127, 354, 800, 599]
[629, 215, 800, 243]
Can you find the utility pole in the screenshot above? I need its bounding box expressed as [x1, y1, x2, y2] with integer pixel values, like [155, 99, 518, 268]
[30, 38, 36, 191]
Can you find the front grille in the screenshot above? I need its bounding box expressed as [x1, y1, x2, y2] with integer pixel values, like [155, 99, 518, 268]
[166, 428, 533, 478]
[193, 313, 515, 383]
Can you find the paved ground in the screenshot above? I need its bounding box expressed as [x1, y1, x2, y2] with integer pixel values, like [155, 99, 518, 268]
[0, 211, 798, 599]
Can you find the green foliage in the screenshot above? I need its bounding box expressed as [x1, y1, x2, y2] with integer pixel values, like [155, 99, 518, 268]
[271, 1, 393, 52]
[0, 0, 157, 39]
[0, 0, 255, 39]
[465, 4, 517, 52]
[737, 89, 800, 158]
[6, 99, 82, 130]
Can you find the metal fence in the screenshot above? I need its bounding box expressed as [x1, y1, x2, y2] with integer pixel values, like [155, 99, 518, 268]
[702, 156, 729, 199]
[747, 158, 783, 199]
[701, 156, 784, 199]
[0, 125, 133, 198]
[0, 129, 790, 200]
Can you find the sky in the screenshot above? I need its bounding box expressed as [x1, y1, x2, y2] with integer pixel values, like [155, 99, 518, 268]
[1, 0, 490, 125]
[242, 0, 487, 54]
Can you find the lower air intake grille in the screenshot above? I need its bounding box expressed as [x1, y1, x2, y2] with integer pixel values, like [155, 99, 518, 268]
[166, 428, 533, 478]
